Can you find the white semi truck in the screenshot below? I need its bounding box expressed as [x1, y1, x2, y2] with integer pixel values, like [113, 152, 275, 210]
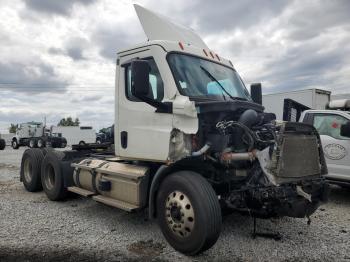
[19, 5, 329, 255]
[11, 122, 67, 149]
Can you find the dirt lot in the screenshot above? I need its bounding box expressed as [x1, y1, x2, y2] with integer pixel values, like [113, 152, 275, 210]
[0, 147, 349, 261]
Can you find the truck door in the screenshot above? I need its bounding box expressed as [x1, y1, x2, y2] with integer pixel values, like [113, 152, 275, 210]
[116, 48, 173, 161]
[309, 113, 350, 182]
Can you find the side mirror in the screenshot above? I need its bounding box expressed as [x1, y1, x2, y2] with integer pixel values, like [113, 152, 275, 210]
[340, 121, 350, 138]
[250, 83, 262, 105]
[131, 60, 150, 99]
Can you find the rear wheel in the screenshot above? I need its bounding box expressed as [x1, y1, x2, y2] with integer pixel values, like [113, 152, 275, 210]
[20, 149, 44, 192]
[78, 141, 86, 146]
[0, 139, 5, 150]
[41, 151, 67, 201]
[12, 139, 19, 149]
[29, 139, 36, 148]
[156, 171, 222, 255]
[37, 138, 45, 148]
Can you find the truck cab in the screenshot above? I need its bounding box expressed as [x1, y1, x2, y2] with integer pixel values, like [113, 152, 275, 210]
[300, 100, 350, 185]
[19, 5, 329, 255]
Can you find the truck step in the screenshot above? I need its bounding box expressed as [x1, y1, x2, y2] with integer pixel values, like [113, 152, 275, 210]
[92, 195, 139, 212]
[67, 186, 95, 197]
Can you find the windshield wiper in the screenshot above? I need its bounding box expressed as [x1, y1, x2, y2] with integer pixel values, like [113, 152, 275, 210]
[200, 66, 235, 101]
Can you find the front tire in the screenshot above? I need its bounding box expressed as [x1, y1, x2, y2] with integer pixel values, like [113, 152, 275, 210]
[12, 139, 19, 149]
[20, 149, 44, 192]
[156, 171, 222, 255]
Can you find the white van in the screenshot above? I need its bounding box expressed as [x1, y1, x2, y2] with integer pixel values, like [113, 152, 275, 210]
[51, 126, 96, 146]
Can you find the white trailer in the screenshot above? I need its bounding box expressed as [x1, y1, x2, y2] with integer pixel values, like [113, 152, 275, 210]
[51, 126, 96, 146]
[262, 88, 331, 120]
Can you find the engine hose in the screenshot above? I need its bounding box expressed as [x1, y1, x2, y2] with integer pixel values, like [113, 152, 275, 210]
[192, 143, 211, 156]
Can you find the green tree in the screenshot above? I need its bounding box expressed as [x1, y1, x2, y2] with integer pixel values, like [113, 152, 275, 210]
[74, 118, 80, 126]
[9, 123, 18, 133]
[58, 117, 80, 126]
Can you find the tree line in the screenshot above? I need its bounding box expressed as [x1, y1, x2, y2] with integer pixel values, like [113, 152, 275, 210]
[8, 117, 80, 133]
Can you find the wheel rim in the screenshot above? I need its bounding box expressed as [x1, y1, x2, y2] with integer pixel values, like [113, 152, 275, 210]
[38, 140, 42, 147]
[44, 164, 55, 190]
[30, 140, 34, 147]
[165, 191, 195, 238]
[23, 158, 33, 183]
[13, 141, 17, 147]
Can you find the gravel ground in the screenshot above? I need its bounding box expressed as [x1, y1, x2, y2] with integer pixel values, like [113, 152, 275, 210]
[0, 148, 349, 262]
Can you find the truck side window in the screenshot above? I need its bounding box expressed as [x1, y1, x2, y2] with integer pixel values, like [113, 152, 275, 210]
[125, 58, 164, 102]
[313, 114, 350, 140]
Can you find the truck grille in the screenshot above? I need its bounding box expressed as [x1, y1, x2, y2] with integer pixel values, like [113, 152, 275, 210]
[276, 134, 320, 178]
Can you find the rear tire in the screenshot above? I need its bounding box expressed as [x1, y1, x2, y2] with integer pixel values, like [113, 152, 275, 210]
[78, 141, 86, 146]
[37, 138, 45, 148]
[41, 151, 67, 201]
[29, 139, 36, 148]
[0, 139, 5, 150]
[12, 139, 19, 149]
[20, 149, 44, 192]
[156, 171, 222, 255]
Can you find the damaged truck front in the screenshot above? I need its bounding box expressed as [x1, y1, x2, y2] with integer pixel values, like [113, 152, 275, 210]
[19, 5, 329, 256]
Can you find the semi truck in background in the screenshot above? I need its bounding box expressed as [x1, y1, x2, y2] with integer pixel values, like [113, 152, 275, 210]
[51, 126, 96, 146]
[263, 88, 331, 120]
[11, 122, 67, 149]
[19, 5, 329, 255]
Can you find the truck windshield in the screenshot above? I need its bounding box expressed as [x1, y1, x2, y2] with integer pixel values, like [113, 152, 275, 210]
[167, 53, 251, 101]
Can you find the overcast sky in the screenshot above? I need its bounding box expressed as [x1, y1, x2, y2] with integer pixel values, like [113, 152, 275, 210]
[0, 0, 349, 132]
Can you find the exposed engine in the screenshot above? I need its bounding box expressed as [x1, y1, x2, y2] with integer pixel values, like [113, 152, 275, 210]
[170, 106, 329, 218]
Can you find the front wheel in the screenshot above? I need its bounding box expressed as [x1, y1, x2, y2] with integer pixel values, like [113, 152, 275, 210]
[12, 140, 19, 149]
[156, 171, 222, 255]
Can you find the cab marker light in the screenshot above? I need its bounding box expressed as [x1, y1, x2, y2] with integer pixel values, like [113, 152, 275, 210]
[178, 42, 184, 50]
[203, 49, 208, 56]
[229, 60, 233, 66]
[209, 51, 215, 59]
[215, 54, 220, 61]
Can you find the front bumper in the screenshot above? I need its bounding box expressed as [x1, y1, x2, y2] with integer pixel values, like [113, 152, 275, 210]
[225, 178, 330, 218]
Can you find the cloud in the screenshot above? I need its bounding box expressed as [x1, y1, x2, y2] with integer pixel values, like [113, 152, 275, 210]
[92, 24, 143, 61]
[23, 0, 97, 16]
[0, 61, 67, 93]
[143, 0, 289, 34]
[286, 0, 350, 41]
